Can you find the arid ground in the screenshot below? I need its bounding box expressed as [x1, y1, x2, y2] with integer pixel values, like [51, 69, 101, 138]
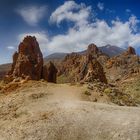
[0, 81, 140, 140]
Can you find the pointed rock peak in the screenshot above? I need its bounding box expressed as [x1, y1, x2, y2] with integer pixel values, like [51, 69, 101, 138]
[23, 35, 36, 42]
[18, 36, 41, 55]
[127, 46, 136, 55]
[7, 35, 43, 80]
[124, 46, 136, 55]
[87, 43, 99, 54]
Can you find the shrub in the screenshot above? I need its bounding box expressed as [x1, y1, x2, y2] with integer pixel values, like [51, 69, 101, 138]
[83, 90, 91, 96]
[104, 88, 112, 94]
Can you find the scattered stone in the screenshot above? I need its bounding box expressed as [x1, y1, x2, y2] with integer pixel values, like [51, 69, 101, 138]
[84, 90, 91, 96]
[93, 98, 97, 102]
[87, 84, 93, 90]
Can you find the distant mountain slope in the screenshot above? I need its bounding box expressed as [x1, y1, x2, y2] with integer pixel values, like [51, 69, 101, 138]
[44, 45, 125, 62]
[0, 63, 11, 79]
[44, 53, 68, 63]
[100, 45, 125, 57]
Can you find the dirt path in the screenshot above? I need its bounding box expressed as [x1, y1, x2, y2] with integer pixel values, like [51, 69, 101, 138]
[0, 82, 140, 140]
[47, 84, 87, 101]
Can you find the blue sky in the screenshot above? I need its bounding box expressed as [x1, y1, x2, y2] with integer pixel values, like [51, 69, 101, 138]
[0, 0, 140, 64]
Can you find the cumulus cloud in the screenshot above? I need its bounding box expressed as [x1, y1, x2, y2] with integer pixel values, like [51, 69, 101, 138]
[50, 0, 91, 26]
[47, 18, 140, 53]
[16, 5, 47, 26]
[18, 1, 140, 55]
[47, 1, 140, 53]
[97, 2, 104, 11]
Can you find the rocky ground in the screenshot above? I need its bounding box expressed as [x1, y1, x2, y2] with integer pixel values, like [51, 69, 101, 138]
[0, 81, 140, 140]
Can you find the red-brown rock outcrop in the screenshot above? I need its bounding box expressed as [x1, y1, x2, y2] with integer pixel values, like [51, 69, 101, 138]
[123, 46, 136, 55]
[8, 36, 43, 80]
[87, 44, 109, 65]
[105, 46, 140, 82]
[58, 44, 108, 83]
[6, 36, 57, 83]
[79, 54, 107, 83]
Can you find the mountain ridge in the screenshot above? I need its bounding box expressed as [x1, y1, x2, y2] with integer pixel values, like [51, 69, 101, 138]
[44, 45, 125, 62]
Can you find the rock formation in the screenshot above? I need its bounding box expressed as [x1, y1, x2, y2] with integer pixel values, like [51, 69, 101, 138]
[79, 54, 107, 83]
[105, 46, 140, 82]
[86, 44, 109, 65]
[6, 36, 57, 83]
[123, 46, 136, 55]
[43, 62, 58, 83]
[8, 36, 43, 80]
[58, 44, 108, 83]
[87, 44, 103, 57]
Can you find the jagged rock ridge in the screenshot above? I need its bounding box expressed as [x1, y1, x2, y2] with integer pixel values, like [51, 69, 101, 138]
[105, 46, 140, 82]
[58, 44, 108, 83]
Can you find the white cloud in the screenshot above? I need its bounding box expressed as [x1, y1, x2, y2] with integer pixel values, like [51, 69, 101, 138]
[18, 1, 140, 56]
[16, 5, 47, 26]
[97, 2, 104, 11]
[7, 46, 15, 50]
[129, 15, 139, 32]
[50, 1, 91, 26]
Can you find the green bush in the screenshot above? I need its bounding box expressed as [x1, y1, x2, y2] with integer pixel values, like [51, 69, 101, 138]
[104, 88, 112, 94]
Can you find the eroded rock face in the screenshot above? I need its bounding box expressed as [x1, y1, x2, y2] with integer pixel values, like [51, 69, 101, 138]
[8, 36, 43, 80]
[58, 44, 107, 83]
[6, 36, 58, 83]
[79, 54, 107, 83]
[105, 46, 140, 82]
[124, 46, 136, 55]
[87, 44, 102, 57]
[43, 62, 58, 83]
[87, 44, 109, 65]
[47, 62, 58, 83]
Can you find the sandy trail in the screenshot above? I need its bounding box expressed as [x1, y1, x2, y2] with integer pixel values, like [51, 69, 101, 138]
[46, 84, 87, 101]
[0, 82, 140, 140]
